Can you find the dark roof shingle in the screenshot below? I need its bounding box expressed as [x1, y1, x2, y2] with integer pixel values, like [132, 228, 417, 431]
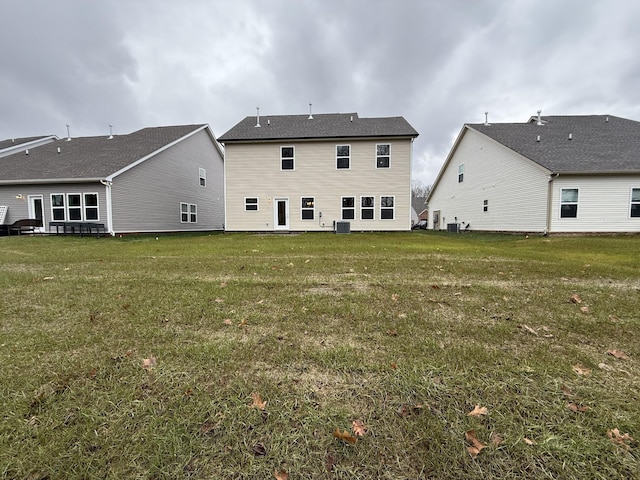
[218, 113, 418, 142]
[470, 115, 640, 173]
[0, 125, 206, 182]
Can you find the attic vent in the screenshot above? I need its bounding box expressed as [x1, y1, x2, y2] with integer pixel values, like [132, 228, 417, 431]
[536, 110, 543, 126]
[484, 112, 490, 126]
[308, 103, 313, 120]
[108, 123, 114, 139]
[255, 107, 261, 128]
[66, 124, 71, 141]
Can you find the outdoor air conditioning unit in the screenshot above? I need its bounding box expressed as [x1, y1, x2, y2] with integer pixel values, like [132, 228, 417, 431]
[334, 221, 351, 234]
[447, 223, 460, 233]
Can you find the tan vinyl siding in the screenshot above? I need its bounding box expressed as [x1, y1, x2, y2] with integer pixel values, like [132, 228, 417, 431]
[428, 129, 549, 232]
[550, 175, 640, 233]
[111, 130, 224, 233]
[225, 138, 412, 231]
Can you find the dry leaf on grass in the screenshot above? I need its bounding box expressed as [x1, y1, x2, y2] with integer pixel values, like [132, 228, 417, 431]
[274, 469, 288, 480]
[252, 442, 267, 456]
[352, 420, 367, 437]
[490, 432, 503, 446]
[607, 349, 629, 360]
[142, 356, 157, 370]
[519, 324, 538, 336]
[607, 428, 634, 451]
[333, 428, 357, 444]
[523, 437, 536, 446]
[468, 405, 489, 417]
[561, 385, 573, 396]
[391, 293, 399, 302]
[567, 402, 589, 413]
[465, 430, 486, 458]
[569, 293, 582, 304]
[572, 364, 591, 376]
[223, 319, 233, 325]
[250, 392, 267, 410]
[580, 306, 590, 314]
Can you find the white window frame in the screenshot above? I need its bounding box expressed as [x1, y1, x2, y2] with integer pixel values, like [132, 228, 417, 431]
[180, 202, 197, 223]
[83, 193, 100, 221]
[560, 188, 579, 219]
[360, 196, 375, 220]
[199, 168, 206, 187]
[341, 196, 355, 220]
[245, 197, 259, 211]
[631, 188, 640, 218]
[301, 197, 315, 220]
[376, 144, 390, 168]
[336, 145, 350, 170]
[51, 193, 66, 221]
[380, 196, 395, 220]
[281, 146, 295, 170]
[67, 193, 83, 221]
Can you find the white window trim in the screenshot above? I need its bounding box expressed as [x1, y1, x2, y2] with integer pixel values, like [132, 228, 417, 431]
[245, 197, 259, 212]
[336, 144, 351, 170]
[67, 193, 83, 221]
[281, 146, 295, 171]
[376, 144, 391, 169]
[360, 195, 375, 220]
[560, 188, 579, 219]
[380, 195, 395, 220]
[83, 192, 100, 221]
[301, 196, 315, 220]
[341, 196, 355, 220]
[51, 193, 66, 221]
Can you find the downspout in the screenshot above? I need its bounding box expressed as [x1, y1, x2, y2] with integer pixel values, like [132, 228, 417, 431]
[545, 173, 559, 234]
[100, 179, 115, 236]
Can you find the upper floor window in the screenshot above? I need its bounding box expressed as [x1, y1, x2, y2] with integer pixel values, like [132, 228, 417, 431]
[458, 164, 464, 183]
[301, 197, 315, 220]
[380, 196, 394, 219]
[336, 145, 350, 169]
[483, 199, 488, 212]
[560, 188, 578, 218]
[342, 197, 355, 220]
[199, 168, 206, 187]
[631, 188, 640, 217]
[245, 197, 258, 211]
[376, 144, 390, 168]
[281, 146, 294, 170]
[361, 196, 374, 219]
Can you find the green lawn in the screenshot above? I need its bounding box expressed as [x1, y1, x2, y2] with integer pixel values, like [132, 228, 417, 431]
[1, 232, 638, 479]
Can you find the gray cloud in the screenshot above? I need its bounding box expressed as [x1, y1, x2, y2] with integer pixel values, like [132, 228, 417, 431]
[2, 0, 639, 186]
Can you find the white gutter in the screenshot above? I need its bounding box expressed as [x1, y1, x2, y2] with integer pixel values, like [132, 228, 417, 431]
[100, 179, 114, 236]
[545, 173, 559, 234]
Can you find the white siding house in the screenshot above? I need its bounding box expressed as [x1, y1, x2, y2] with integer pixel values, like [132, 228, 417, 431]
[219, 112, 418, 232]
[0, 125, 225, 235]
[427, 114, 640, 234]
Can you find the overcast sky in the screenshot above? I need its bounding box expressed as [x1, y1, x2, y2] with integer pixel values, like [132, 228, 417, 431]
[2, 0, 640, 186]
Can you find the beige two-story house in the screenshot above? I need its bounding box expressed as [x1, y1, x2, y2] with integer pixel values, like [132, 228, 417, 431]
[218, 112, 419, 232]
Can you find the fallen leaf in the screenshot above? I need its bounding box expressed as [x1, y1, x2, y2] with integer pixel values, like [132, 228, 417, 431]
[519, 324, 538, 336]
[598, 363, 614, 371]
[580, 306, 590, 314]
[387, 329, 398, 336]
[572, 364, 591, 376]
[250, 392, 267, 410]
[397, 403, 424, 417]
[390, 362, 397, 370]
[561, 385, 573, 396]
[391, 294, 399, 302]
[431, 285, 440, 290]
[214, 298, 224, 303]
[200, 421, 219, 435]
[568, 402, 589, 413]
[607, 428, 634, 451]
[252, 442, 267, 456]
[223, 319, 233, 325]
[569, 293, 582, 304]
[490, 432, 503, 446]
[274, 469, 288, 480]
[607, 349, 629, 360]
[88, 367, 97, 379]
[142, 356, 157, 370]
[333, 428, 357, 444]
[465, 430, 486, 458]
[523, 437, 536, 446]
[352, 420, 367, 437]
[468, 405, 489, 417]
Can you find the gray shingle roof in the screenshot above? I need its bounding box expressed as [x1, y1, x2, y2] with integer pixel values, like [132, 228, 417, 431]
[0, 136, 55, 151]
[218, 113, 418, 142]
[0, 125, 206, 183]
[470, 115, 640, 173]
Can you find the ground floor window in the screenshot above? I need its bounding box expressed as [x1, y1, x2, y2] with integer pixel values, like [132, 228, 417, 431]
[342, 197, 355, 220]
[560, 188, 578, 218]
[301, 197, 315, 220]
[361, 196, 374, 219]
[51, 194, 65, 220]
[380, 196, 394, 219]
[245, 197, 258, 211]
[631, 188, 640, 218]
[50, 193, 99, 221]
[181, 203, 197, 223]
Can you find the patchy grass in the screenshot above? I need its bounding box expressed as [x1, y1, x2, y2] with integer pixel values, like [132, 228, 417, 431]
[0, 231, 639, 479]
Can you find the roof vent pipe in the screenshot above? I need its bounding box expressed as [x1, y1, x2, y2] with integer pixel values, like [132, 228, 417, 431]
[267, 119, 270, 126]
[108, 124, 114, 139]
[605, 116, 609, 122]
[568, 133, 572, 140]
[308, 103, 313, 120]
[536, 135, 541, 142]
[25, 149, 29, 155]
[57, 147, 61, 154]
[255, 107, 261, 128]
[66, 124, 71, 141]
[536, 110, 543, 126]
[484, 112, 490, 126]
[350, 115, 353, 122]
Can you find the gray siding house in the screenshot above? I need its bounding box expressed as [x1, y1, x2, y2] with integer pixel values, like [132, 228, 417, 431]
[0, 124, 224, 235]
[427, 114, 640, 234]
[219, 112, 419, 232]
